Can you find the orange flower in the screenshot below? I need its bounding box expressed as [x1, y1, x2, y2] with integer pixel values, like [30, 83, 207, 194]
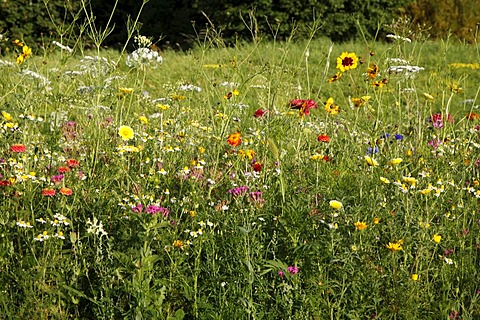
[41, 188, 56, 196]
[227, 132, 242, 147]
[58, 166, 71, 173]
[10, 144, 26, 153]
[466, 112, 480, 121]
[59, 187, 73, 196]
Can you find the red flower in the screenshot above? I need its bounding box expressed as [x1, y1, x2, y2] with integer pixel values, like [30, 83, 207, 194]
[253, 162, 263, 172]
[0, 180, 12, 186]
[58, 166, 71, 173]
[227, 132, 242, 147]
[66, 159, 80, 168]
[10, 144, 26, 153]
[41, 188, 56, 196]
[290, 99, 317, 116]
[59, 187, 73, 196]
[317, 134, 331, 143]
[254, 109, 267, 118]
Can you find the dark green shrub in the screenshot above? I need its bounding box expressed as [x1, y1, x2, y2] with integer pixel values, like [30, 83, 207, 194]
[0, 0, 80, 50]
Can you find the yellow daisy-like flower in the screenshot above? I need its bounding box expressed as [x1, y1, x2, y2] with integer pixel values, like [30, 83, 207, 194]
[433, 234, 441, 243]
[386, 239, 403, 252]
[411, 274, 419, 281]
[336, 52, 358, 72]
[367, 62, 379, 79]
[22, 45, 32, 58]
[388, 158, 403, 166]
[329, 200, 343, 210]
[118, 125, 134, 141]
[324, 97, 340, 115]
[354, 221, 367, 231]
[364, 156, 379, 167]
[328, 72, 342, 83]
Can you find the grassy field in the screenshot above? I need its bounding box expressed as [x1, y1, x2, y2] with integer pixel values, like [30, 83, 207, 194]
[1, 30, 480, 319]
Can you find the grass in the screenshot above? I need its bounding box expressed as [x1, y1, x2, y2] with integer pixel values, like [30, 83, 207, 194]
[0, 30, 480, 319]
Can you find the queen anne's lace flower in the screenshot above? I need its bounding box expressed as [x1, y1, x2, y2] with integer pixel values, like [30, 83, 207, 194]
[126, 48, 163, 69]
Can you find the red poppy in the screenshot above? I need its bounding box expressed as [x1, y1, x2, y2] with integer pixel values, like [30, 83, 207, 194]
[41, 188, 56, 196]
[10, 144, 26, 153]
[317, 134, 331, 143]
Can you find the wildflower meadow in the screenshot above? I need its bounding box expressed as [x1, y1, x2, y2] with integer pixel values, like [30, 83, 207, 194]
[1, 18, 480, 320]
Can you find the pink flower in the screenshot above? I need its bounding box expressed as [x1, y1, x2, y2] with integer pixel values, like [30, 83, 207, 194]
[287, 265, 299, 275]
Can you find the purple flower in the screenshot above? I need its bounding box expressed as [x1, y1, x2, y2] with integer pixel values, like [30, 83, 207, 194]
[228, 186, 249, 197]
[278, 270, 284, 278]
[51, 174, 64, 183]
[287, 265, 299, 275]
[366, 146, 379, 155]
[394, 134, 403, 140]
[132, 203, 143, 213]
[145, 205, 170, 217]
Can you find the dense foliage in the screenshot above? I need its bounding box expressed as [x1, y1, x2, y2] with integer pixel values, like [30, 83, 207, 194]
[3, 0, 480, 51]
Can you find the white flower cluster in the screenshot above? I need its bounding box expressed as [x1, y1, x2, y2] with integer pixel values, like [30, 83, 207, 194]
[52, 41, 73, 53]
[386, 57, 424, 80]
[178, 84, 202, 92]
[126, 48, 163, 69]
[386, 34, 412, 43]
[64, 55, 116, 77]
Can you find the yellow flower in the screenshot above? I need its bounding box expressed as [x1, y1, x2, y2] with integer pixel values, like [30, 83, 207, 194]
[336, 52, 358, 72]
[354, 221, 367, 231]
[403, 176, 417, 185]
[423, 92, 434, 100]
[119, 87, 134, 94]
[411, 274, 419, 281]
[138, 115, 148, 125]
[118, 125, 134, 141]
[364, 156, 379, 167]
[386, 240, 403, 252]
[373, 217, 380, 224]
[16, 54, 25, 65]
[380, 177, 390, 184]
[324, 97, 340, 115]
[433, 234, 441, 243]
[388, 158, 403, 166]
[22, 45, 32, 58]
[2, 111, 13, 121]
[328, 72, 342, 83]
[329, 200, 343, 210]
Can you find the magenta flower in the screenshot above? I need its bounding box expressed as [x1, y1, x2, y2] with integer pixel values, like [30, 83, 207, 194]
[228, 186, 249, 197]
[287, 265, 299, 275]
[278, 270, 285, 278]
[132, 203, 143, 213]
